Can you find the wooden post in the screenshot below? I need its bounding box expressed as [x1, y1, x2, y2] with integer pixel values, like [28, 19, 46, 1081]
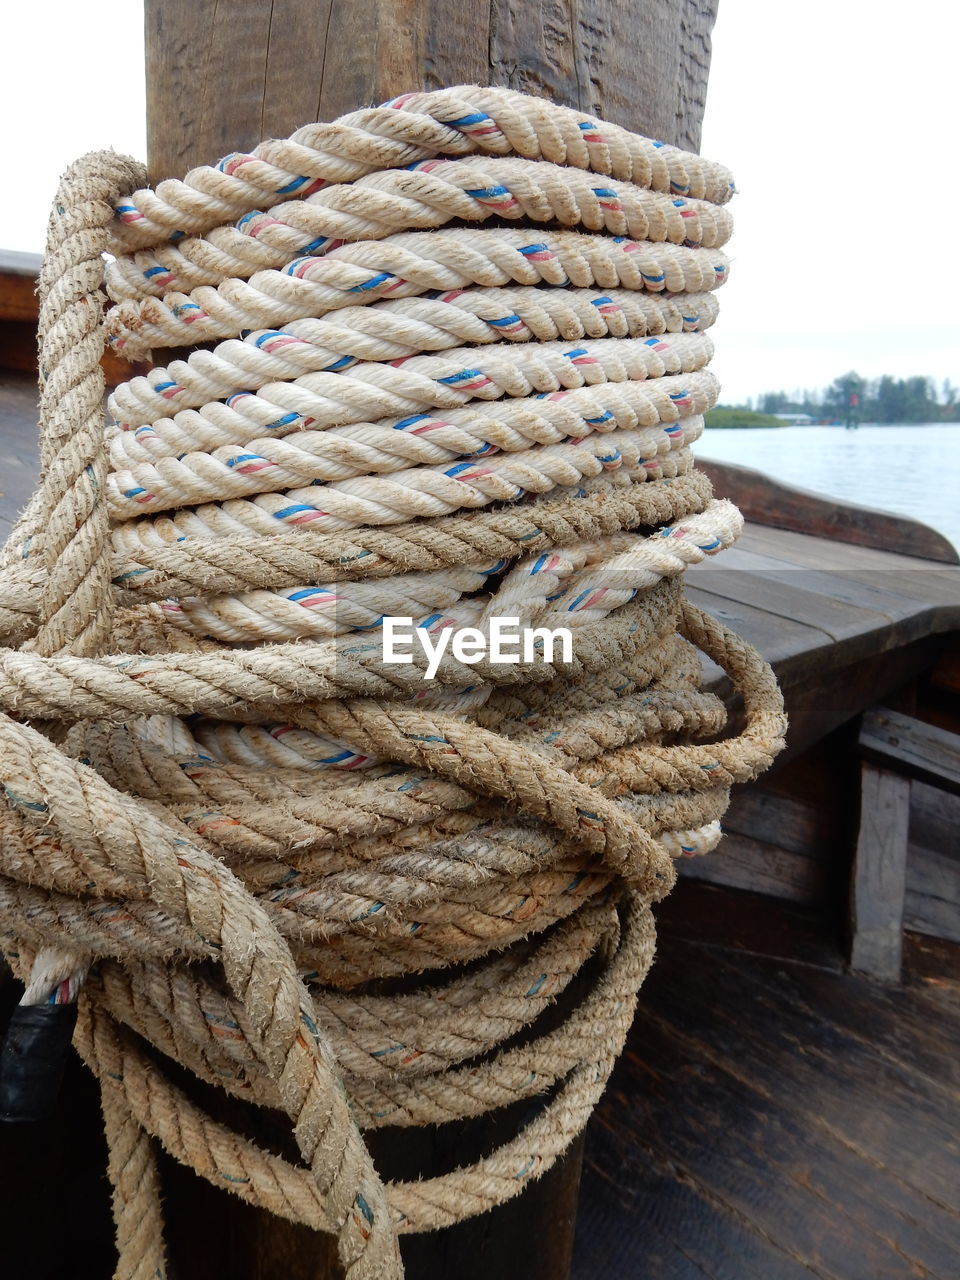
[141, 2, 719, 1276]
[144, 0, 716, 180]
[850, 704, 960, 979]
[849, 762, 911, 981]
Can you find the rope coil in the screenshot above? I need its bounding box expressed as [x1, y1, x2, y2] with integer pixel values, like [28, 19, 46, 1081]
[0, 84, 784, 1279]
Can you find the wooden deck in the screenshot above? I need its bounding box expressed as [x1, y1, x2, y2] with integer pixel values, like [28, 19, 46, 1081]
[688, 526, 960, 753]
[574, 883, 960, 1280]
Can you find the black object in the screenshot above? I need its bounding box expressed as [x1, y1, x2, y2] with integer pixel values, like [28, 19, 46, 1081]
[0, 1001, 78, 1122]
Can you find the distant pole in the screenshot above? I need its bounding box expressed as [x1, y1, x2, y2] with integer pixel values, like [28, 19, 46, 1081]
[141, 3, 720, 1277]
[847, 390, 859, 430]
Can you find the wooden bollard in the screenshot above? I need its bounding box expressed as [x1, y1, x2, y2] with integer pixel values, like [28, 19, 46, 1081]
[83, 2, 722, 1274]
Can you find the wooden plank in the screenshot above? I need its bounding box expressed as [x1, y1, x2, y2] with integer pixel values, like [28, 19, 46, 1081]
[145, 0, 717, 181]
[910, 780, 960, 856]
[911, 829, 960, 952]
[687, 582, 837, 670]
[678, 831, 829, 905]
[721, 936, 960, 1092]
[0, 272, 39, 325]
[694, 586, 951, 763]
[0, 264, 144, 384]
[690, 576, 957, 689]
[577, 1111, 823, 1280]
[849, 763, 911, 980]
[644, 941, 960, 1219]
[692, 597, 948, 743]
[656, 884, 960, 1077]
[701, 458, 960, 564]
[741, 520, 960, 578]
[860, 706, 960, 796]
[576, 1169, 726, 1280]
[903, 931, 960, 992]
[905, 877, 960, 945]
[688, 565, 900, 648]
[777, 636, 948, 763]
[681, 689, 950, 923]
[720, 785, 833, 859]
[693, 542, 958, 625]
[904, 785, 960, 942]
[688, 534, 960, 702]
[691, 556, 960, 677]
[878, 783, 960, 944]
[731, 528, 960, 638]
[656, 880, 846, 972]
[596, 1002, 960, 1278]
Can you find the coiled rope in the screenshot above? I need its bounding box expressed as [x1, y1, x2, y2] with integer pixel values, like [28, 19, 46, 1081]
[0, 85, 785, 1279]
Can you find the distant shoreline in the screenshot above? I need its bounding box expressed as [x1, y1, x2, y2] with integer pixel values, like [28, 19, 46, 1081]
[705, 410, 960, 430]
[701, 419, 957, 430]
[705, 408, 785, 428]
[693, 422, 960, 552]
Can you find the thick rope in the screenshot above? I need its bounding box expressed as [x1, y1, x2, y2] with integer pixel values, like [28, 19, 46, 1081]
[106, 229, 729, 358]
[0, 86, 784, 1280]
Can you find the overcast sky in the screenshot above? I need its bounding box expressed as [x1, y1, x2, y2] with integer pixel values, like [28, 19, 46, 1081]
[3, 4, 146, 253]
[701, 0, 960, 404]
[3, 1, 957, 406]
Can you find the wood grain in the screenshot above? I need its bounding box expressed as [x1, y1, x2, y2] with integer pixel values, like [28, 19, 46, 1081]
[860, 705, 960, 796]
[144, 0, 718, 181]
[0, 269, 39, 324]
[905, 781, 960, 943]
[678, 723, 855, 910]
[849, 762, 911, 980]
[678, 829, 830, 903]
[574, 888, 960, 1280]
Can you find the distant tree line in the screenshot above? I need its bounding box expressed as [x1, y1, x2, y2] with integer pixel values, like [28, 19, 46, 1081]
[748, 373, 958, 423]
[704, 406, 785, 428]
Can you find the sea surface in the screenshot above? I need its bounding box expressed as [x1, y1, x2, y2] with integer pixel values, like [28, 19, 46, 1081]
[694, 424, 960, 553]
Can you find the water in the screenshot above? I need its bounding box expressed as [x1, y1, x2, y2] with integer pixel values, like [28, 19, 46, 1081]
[694, 424, 960, 553]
